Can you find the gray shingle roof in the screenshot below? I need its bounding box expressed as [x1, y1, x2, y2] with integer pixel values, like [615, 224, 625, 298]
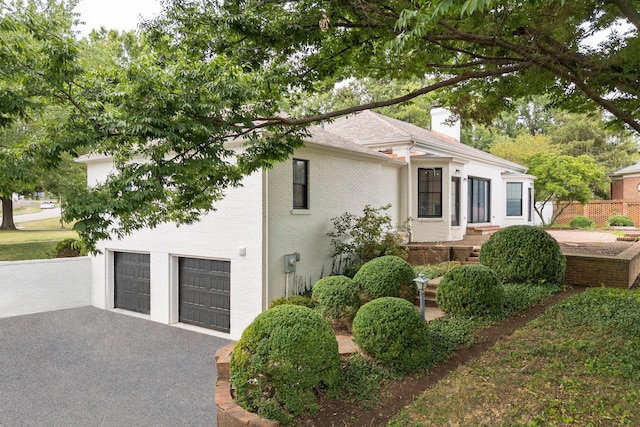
[323, 111, 528, 171]
[304, 125, 394, 161]
[609, 160, 640, 177]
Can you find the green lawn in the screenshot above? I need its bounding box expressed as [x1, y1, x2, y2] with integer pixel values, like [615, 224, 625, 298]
[11, 205, 42, 215]
[0, 241, 59, 261]
[388, 287, 640, 426]
[0, 218, 78, 261]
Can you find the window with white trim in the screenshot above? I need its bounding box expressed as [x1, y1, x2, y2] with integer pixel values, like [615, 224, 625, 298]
[293, 159, 308, 209]
[418, 168, 442, 218]
[506, 182, 523, 216]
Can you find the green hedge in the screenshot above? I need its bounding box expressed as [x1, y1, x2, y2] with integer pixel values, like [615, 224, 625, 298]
[269, 295, 316, 309]
[230, 305, 340, 425]
[353, 255, 417, 302]
[569, 215, 594, 229]
[480, 225, 565, 284]
[51, 238, 86, 258]
[312, 275, 361, 327]
[436, 264, 505, 318]
[608, 215, 635, 227]
[352, 297, 431, 373]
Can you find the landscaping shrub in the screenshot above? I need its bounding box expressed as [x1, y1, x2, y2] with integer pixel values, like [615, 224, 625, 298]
[607, 215, 635, 227]
[230, 305, 340, 425]
[51, 238, 86, 258]
[269, 295, 316, 309]
[335, 354, 389, 408]
[414, 261, 461, 279]
[352, 297, 431, 373]
[569, 215, 594, 229]
[501, 281, 565, 317]
[353, 255, 417, 302]
[436, 265, 505, 318]
[479, 225, 566, 284]
[311, 275, 361, 328]
[328, 204, 410, 275]
[428, 316, 480, 363]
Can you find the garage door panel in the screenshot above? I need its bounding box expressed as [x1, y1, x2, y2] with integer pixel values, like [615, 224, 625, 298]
[114, 252, 150, 314]
[179, 258, 230, 333]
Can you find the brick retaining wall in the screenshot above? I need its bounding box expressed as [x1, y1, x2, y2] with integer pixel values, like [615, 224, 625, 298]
[406, 242, 640, 288]
[564, 242, 640, 288]
[406, 244, 473, 265]
[554, 201, 640, 227]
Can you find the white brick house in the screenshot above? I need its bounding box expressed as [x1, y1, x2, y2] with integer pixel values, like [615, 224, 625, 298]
[82, 109, 534, 340]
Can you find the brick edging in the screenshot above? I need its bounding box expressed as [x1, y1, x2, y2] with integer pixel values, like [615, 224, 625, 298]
[215, 380, 278, 427]
[215, 336, 361, 426]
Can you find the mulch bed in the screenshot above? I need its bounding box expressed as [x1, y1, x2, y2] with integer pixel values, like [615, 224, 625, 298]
[298, 286, 584, 427]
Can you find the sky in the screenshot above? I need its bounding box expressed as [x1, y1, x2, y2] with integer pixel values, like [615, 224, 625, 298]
[74, 0, 163, 37]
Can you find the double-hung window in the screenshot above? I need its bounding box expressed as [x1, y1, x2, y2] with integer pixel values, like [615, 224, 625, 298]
[293, 159, 309, 209]
[506, 182, 523, 216]
[418, 168, 442, 218]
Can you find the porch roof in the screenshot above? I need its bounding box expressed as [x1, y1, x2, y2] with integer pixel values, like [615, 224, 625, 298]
[323, 111, 528, 172]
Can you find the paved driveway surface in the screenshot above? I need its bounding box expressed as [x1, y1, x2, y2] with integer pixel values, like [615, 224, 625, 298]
[0, 307, 231, 426]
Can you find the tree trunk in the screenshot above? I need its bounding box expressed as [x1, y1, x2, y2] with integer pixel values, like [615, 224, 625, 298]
[0, 196, 17, 230]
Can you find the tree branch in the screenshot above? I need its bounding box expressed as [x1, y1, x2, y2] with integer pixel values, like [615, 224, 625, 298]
[241, 63, 531, 132]
[611, 0, 640, 31]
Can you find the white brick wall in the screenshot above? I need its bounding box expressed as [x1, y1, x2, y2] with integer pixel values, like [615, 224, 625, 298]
[410, 161, 534, 242]
[89, 167, 264, 341]
[266, 146, 401, 302]
[0, 257, 91, 318]
[82, 139, 532, 339]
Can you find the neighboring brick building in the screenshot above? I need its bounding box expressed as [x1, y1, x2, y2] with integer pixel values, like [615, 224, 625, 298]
[610, 160, 640, 201]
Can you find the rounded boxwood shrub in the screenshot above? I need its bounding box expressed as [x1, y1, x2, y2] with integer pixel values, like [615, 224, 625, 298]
[435, 264, 505, 318]
[230, 305, 340, 425]
[479, 225, 565, 284]
[353, 255, 417, 302]
[608, 215, 635, 227]
[311, 275, 361, 326]
[569, 215, 594, 229]
[269, 295, 316, 309]
[352, 297, 431, 373]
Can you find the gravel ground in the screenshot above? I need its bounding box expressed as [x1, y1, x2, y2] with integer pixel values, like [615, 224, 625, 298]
[0, 307, 231, 427]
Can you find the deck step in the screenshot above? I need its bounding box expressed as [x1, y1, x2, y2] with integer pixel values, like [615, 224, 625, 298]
[466, 225, 500, 236]
[463, 246, 481, 264]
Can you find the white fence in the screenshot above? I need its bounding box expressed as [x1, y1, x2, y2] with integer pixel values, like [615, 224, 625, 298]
[534, 202, 554, 226]
[0, 257, 91, 318]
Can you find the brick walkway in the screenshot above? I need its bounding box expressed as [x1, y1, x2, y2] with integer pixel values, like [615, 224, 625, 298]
[441, 229, 620, 246]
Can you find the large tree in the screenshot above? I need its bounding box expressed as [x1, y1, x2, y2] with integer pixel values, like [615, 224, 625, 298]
[168, 0, 638, 132]
[4, 0, 640, 250]
[0, 124, 41, 230]
[0, 0, 80, 228]
[527, 153, 608, 225]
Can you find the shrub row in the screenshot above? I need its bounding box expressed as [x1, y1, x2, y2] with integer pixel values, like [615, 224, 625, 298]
[568, 215, 635, 228]
[231, 225, 569, 424]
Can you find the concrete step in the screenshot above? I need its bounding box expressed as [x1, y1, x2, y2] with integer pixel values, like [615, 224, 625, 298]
[466, 225, 500, 236]
[464, 246, 481, 263]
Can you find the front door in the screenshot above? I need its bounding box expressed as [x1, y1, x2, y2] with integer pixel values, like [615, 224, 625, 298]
[468, 177, 491, 223]
[451, 177, 460, 226]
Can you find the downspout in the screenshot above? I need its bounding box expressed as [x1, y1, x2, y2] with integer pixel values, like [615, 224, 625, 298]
[407, 141, 416, 242]
[263, 168, 269, 311]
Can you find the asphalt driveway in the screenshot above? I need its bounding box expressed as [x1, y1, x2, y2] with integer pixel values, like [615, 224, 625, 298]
[0, 307, 231, 426]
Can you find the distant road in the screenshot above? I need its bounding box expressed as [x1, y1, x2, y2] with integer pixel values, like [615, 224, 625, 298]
[14, 207, 62, 224]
